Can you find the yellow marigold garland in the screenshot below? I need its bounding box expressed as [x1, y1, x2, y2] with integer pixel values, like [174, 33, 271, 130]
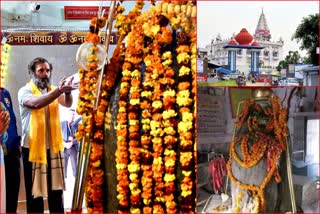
[140, 54, 156, 214]
[116, 62, 131, 212]
[75, 14, 124, 213]
[176, 29, 196, 213]
[150, 32, 166, 214]
[228, 95, 288, 213]
[127, 25, 144, 214]
[76, 17, 106, 213]
[114, 1, 196, 213]
[114, 2, 146, 213]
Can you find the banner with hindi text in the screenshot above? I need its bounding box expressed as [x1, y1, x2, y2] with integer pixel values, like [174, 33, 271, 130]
[2, 32, 118, 46]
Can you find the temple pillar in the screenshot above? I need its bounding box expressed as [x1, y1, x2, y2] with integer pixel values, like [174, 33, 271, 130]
[250, 49, 261, 77]
[227, 49, 237, 73]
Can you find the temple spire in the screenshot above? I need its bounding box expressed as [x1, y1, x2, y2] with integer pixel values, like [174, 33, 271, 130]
[254, 9, 271, 41]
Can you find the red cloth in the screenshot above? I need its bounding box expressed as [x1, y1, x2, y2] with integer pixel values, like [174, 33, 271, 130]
[208, 157, 227, 194]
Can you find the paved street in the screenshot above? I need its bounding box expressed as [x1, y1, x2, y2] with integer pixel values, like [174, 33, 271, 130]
[245, 81, 271, 86]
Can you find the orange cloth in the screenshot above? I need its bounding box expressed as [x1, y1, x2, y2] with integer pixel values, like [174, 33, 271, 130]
[27, 80, 64, 164]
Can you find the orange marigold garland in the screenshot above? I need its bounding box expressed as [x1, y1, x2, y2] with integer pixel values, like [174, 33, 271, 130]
[127, 24, 144, 214]
[160, 39, 178, 214]
[190, 25, 197, 187]
[140, 53, 156, 214]
[176, 30, 196, 214]
[150, 30, 166, 214]
[75, 14, 124, 213]
[114, 1, 196, 213]
[116, 62, 131, 213]
[76, 16, 106, 213]
[140, 19, 163, 214]
[114, 1, 147, 213]
[228, 95, 288, 213]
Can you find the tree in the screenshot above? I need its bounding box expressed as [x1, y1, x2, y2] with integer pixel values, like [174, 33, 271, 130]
[292, 13, 319, 65]
[277, 51, 301, 71]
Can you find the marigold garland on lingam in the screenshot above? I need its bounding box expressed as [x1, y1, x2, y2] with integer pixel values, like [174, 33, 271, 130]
[176, 30, 196, 213]
[74, 0, 196, 213]
[115, 2, 146, 213]
[227, 95, 289, 213]
[114, 0, 196, 213]
[75, 15, 125, 213]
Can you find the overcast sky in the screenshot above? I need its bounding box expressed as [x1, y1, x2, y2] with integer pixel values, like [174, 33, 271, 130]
[197, 1, 319, 57]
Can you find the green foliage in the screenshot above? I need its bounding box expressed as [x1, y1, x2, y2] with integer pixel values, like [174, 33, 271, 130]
[276, 51, 301, 71]
[292, 13, 319, 65]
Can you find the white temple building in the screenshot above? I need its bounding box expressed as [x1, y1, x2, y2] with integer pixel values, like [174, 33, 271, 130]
[205, 10, 284, 76]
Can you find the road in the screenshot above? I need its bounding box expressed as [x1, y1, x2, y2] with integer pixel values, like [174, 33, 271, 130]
[245, 81, 272, 86]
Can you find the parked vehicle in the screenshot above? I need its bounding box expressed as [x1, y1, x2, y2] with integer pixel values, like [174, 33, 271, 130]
[221, 75, 230, 80]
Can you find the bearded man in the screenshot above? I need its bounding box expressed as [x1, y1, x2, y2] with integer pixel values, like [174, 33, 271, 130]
[18, 57, 77, 213]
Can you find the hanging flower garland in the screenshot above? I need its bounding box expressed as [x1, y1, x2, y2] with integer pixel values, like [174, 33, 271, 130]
[190, 33, 197, 170]
[76, 17, 104, 141]
[76, 1, 197, 212]
[160, 34, 178, 214]
[116, 61, 131, 213]
[146, 19, 166, 214]
[76, 18, 107, 213]
[176, 30, 196, 213]
[114, 1, 147, 213]
[114, 0, 196, 213]
[127, 24, 144, 214]
[75, 12, 125, 212]
[227, 95, 288, 213]
[140, 44, 158, 214]
[85, 38, 124, 214]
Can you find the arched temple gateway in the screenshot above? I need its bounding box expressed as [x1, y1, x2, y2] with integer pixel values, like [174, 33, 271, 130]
[208, 10, 284, 77]
[224, 28, 264, 77]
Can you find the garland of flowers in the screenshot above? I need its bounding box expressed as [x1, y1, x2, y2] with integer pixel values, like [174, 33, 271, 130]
[228, 95, 288, 213]
[114, 2, 146, 213]
[75, 14, 125, 213]
[76, 17, 103, 140]
[149, 23, 166, 214]
[142, 14, 165, 214]
[231, 132, 269, 168]
[86, 38, 124, 213]
[114, 1, 196, 213]
[75, 17, 106, 213]
[140, 56, 156, 214]
[114, 0, 145, 37]
[140, 34, 161, 214]
[115, 60, 131, 213]
[176, 30, 195, 213]
[160, 34, 178, 214]
[127, 24, 144, 214]
[190, 28, 197, 189]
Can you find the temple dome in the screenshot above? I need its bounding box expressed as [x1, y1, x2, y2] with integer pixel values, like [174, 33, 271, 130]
[251, 41, 260, 46]
[228, 39, 238, 45]
[234, 28, 254, 45]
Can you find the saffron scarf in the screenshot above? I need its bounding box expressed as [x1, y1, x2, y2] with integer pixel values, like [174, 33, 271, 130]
[27, 80, 64, 164]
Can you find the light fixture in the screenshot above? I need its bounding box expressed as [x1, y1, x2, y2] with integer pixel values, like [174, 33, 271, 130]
[30, 2, 40, 12]
[1, 36, 7, 45]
